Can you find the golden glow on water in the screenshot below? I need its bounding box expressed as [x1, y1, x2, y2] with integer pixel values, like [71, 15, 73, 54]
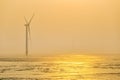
[0, 54, 120, 80]
[46, 54, 104, 62]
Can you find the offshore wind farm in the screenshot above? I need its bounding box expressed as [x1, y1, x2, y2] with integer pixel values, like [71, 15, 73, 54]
[0, 0, 120, 80]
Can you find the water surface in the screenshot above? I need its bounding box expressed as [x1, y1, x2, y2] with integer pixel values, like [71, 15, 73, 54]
[0, 54, 120, 80]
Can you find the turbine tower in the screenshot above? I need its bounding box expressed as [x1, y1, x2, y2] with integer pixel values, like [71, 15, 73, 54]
[24, 14, 34, 56]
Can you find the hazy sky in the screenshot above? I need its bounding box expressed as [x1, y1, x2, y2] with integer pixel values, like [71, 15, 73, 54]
[0, 0, 120, 57]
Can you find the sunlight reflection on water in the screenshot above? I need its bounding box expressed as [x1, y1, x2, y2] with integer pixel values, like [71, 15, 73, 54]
[0, 55, 120, 80]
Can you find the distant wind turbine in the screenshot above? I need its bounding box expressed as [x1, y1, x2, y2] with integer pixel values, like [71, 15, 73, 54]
[24, 14, 34, 56]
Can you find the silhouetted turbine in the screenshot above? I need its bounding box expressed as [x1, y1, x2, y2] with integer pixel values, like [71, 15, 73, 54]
[24, 14, 34, 56]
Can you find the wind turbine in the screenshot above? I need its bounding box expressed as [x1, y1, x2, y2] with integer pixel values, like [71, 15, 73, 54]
[24, 14, 34, 56]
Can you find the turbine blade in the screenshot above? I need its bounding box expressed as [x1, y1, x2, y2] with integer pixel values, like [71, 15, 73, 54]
[24, 16, 28, 23]
[28, 14, 34, 25]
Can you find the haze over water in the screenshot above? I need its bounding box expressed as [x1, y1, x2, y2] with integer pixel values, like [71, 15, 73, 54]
[0, 0, 120, 56]
[0, 0, 120, 80]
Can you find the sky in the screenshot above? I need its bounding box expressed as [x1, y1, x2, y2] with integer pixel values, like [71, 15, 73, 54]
[0, 0, 120, 57]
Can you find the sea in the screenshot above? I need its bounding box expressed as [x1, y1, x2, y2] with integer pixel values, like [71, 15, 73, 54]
[0, 54, 120, 80]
